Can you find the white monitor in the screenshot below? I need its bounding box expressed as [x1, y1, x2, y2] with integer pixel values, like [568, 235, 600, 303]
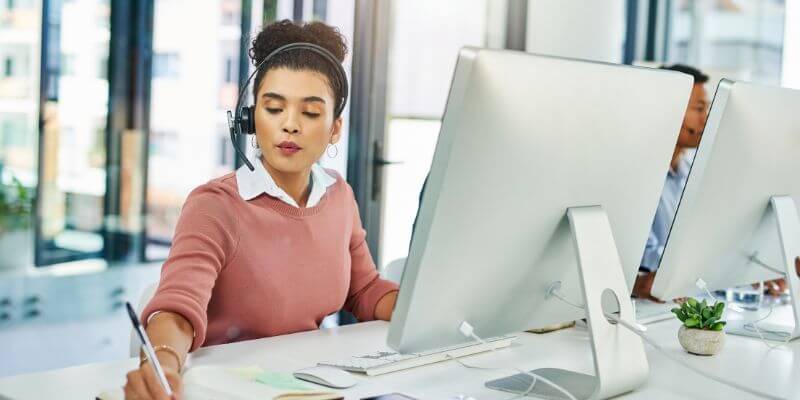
[652, 80, 800, 340]
[387, 48, 692, 399]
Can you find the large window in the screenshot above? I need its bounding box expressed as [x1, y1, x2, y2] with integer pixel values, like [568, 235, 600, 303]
[377, 0, 508, 269]
[0, 0, 359, 268]
[0, 0, 39, 269]
[657, 0, 786, 84]
[144, 0, 245, 259]
[0, 0, 40, 188]
[35, 0, 110, 265]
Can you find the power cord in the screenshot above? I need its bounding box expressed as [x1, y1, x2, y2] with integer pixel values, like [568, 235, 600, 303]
[548, 285, 787, 400]
[455, 321, 578, 400]
[695, 279, 792, 350]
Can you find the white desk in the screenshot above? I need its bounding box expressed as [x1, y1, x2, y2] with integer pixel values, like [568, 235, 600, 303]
[1, 314, 799, 400]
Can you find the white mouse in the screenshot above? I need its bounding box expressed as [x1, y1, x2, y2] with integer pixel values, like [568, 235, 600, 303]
[293, 366, 358, 389]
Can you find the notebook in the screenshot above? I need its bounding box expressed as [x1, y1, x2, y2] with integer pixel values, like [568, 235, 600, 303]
[96, 365, 343, 400]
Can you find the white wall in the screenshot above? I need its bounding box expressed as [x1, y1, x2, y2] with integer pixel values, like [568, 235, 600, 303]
[526, 0, 625, 63]
[782, 0, 800, 89]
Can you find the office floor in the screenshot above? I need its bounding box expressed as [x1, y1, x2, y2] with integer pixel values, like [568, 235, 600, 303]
[0, 264, 161, 378]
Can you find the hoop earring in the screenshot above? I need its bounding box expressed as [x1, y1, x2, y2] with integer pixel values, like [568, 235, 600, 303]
[251, 135, 259, 149]
[326, 144, 339, 158]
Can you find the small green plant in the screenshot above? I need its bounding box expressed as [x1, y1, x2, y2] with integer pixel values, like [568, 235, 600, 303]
[671, 297, 726, 331]
[0, 175, 33, 234]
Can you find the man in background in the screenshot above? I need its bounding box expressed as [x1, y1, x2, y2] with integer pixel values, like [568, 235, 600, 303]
[632, 64, 710, 302]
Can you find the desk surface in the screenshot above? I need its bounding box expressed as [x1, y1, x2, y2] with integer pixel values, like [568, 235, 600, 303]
[1, 310, 799, 400]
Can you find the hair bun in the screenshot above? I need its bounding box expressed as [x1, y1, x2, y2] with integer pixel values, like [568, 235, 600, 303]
[250, 19, 347, 66]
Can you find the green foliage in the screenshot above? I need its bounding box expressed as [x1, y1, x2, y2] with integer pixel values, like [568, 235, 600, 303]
[0, 176, 33, 233]
[671, 297, 727, 331]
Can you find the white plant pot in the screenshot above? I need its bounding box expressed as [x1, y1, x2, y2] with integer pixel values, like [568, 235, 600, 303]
[0, 228, 34, 271]
[678, 325, 726, 356]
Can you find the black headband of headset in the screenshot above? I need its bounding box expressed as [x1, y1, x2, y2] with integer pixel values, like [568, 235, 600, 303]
[227, 42, 349, 171]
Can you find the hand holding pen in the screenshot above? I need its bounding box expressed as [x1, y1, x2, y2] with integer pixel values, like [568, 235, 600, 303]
[124, 302, 183, 400]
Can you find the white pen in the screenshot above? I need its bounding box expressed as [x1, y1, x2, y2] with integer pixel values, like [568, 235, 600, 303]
[126, 301, 173, 396]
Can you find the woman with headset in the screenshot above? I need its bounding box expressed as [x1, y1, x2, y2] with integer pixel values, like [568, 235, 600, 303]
[123, 20, 399, 399]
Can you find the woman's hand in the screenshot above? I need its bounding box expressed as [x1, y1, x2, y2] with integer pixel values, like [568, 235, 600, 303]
[125, 312, 193, 399]
[124, 357, 183, 400]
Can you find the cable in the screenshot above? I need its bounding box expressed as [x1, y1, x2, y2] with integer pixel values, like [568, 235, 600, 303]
[740, 301, 792, 349]
[456, 322, 578, 400]
[548, 286, 787, 400]
[549, 289, 586, 310]
[605, 313, 787, 400]
[695, 278, 792, 350]
[443, 355, 539, 400]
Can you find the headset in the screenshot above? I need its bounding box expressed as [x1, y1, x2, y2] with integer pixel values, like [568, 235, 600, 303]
[227, 42, 349, 171]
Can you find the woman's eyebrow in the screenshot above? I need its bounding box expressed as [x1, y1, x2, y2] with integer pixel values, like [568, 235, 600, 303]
[262, 92, 286, 101]
[302, 96, 326, 104]
[262, 93, 325, 104]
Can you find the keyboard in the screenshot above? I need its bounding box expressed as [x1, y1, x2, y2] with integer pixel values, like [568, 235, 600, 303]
[318, 335, 516, 376]
[634, 299, 678, 324]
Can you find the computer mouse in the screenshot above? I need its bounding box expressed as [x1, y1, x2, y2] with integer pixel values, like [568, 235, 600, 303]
[293, 366, 358, 389]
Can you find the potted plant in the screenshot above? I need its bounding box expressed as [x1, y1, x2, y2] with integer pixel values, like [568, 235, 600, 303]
[0, 175, 34, 270]
[671, 298, 726, 355]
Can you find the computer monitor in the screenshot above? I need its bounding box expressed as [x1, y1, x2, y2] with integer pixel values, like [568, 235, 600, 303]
[652, 80, 800, 340]
[387, 47, 692, 399]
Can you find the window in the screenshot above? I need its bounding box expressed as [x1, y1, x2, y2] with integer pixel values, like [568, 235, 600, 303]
[659, 0, 786, 85]
[34, 0, 111, 265]
[145, 0, 243, 259]
[148, 130, 178, 157]
[0, 0, 38, 236]
[224, 57, 234, 83]
[219, 135, 231, 165]
[377, 0, 505, 269]
[3, 57, 12, 76]
[152, 53, 179, 78]
[312, 0, 327, 20]
[59, 54, 75, 76]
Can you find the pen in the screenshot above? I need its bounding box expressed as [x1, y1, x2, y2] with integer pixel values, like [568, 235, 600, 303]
[126, 302, 173, 396]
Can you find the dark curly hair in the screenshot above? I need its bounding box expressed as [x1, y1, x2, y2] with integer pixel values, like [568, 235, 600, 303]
[249, 20, 348, 117]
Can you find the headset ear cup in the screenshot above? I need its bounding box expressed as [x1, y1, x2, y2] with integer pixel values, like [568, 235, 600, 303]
[239, 106, 256, 135]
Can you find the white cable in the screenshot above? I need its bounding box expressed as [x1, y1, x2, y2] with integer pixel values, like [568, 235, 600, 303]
[605, 313, 787, 400]
[457, 322, 578, 400]
[696, 278, 792, 350]
[548, 287, 787, 400]
[740, 302, 792, 349]
[444, 355, 538, 400]
[550, 290, 586, 310]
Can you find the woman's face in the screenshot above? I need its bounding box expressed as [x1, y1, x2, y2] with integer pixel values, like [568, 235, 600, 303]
[253, 67, 342, 175]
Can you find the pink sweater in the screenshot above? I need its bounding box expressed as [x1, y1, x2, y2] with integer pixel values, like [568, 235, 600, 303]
[142, 171, 399, 351]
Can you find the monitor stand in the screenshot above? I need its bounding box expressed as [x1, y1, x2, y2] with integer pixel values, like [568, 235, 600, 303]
[726, 195, 800, 341]
[485, 206, 648, 400]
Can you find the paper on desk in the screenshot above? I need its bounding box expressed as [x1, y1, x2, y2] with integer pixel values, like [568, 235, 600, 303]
[96, 365, 342, 400]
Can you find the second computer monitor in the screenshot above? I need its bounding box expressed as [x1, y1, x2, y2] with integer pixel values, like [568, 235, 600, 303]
[387, 48, 692, 354]
[652, 80, 800, 301]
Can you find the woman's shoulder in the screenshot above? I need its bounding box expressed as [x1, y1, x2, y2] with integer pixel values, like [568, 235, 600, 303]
[185, 172, 242, 208]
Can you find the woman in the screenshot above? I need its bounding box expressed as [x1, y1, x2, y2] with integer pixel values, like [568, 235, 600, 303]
[124, 20, 399, 399]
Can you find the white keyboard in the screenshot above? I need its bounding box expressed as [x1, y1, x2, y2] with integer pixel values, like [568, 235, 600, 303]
[318, 335, 516, 376]
[634, 299, 678, 324]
